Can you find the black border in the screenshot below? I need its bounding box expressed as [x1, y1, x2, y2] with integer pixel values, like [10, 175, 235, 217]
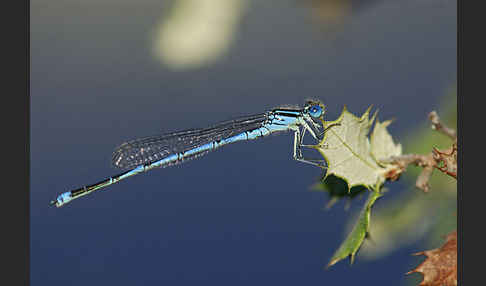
[5, 0, 29, 285]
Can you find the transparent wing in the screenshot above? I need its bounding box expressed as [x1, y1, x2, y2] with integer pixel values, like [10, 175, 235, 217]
[112, 113, 268, 169]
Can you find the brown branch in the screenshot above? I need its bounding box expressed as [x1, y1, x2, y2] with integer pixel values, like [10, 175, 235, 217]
[428, 111, 457, 140]
[383, 153, 436, 192]
[416, 165, 434, 192]
[383, 111, 457, 192]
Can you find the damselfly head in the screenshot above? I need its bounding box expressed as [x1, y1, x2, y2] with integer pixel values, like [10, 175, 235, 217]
[304, 100, 326, 120]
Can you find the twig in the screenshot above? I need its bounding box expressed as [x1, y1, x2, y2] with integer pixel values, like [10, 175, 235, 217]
[428, 111, 457, 140]
[416, 165, 434, 192]
[383, 154, 436, 192]
[382, 111, 457, 192]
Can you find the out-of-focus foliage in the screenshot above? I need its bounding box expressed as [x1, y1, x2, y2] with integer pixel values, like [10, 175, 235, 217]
[305, 0, 381, 26]
[151, 0, 383, 71]
[152, 0, 247, 70]
[307, 0, 352, 24]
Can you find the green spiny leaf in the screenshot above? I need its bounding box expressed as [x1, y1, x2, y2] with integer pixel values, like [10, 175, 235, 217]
[370, 119, 402, 165]
[315, 106, 402, 191]
[327, 189, 383, 268]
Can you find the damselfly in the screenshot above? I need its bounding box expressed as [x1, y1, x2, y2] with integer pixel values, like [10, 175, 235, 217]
[50, 100, 331, 207]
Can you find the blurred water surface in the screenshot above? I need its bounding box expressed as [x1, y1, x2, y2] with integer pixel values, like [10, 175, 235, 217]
[31, 0, 456, 285]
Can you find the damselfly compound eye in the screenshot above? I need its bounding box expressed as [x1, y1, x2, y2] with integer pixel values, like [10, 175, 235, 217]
[309, 105, 322, 118]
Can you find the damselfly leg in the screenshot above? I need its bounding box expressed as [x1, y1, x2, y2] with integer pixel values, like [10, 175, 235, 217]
[293, 127, 327, 168]
[292, 121, 342, 168]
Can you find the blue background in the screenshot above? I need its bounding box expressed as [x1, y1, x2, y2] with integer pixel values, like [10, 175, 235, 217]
[31, 1, 456, 285]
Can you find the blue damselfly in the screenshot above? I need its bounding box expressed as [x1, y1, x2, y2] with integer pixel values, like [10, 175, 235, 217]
[50, 100, 329, 207]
